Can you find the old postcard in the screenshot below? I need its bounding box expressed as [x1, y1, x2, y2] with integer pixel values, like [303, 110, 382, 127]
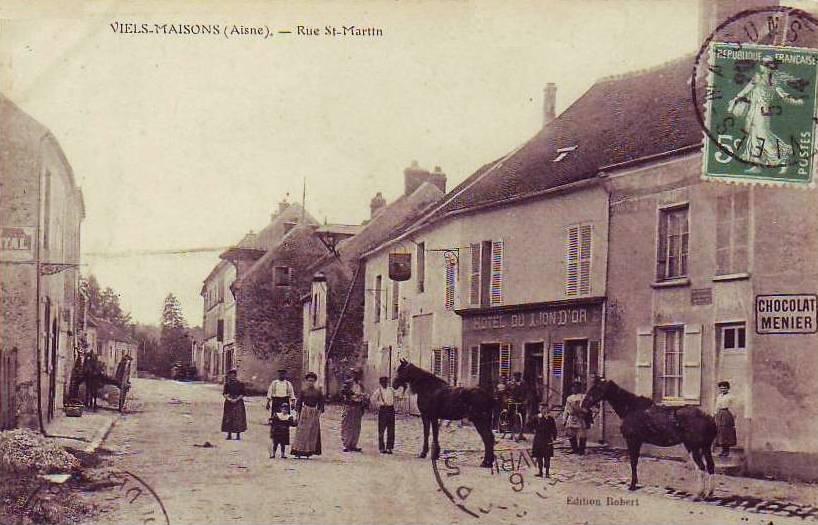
[2, 1, 818, 524]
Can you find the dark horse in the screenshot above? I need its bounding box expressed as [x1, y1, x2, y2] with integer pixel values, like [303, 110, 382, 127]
[582, 377, 717, 497]
[393, 359, 495, 467]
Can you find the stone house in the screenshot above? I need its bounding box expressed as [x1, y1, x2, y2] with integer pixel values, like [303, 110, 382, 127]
[85, 315, 138, 379]
[0, 93, 85, 430]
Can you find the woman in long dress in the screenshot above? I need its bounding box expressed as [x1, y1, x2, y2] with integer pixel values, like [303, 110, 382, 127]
[714, 381, 738, 457]
[291, 372, 324, 458]
[221, 369, 247, 440]
[728, 55, 805, 174]
[341, 371, 366, 452]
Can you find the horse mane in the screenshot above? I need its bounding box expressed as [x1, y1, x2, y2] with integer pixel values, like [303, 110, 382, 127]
[401, 363, 448, 390]
[603, 380, 654, 417]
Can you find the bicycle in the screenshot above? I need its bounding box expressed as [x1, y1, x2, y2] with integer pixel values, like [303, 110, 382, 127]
[497, 400, 526, 442]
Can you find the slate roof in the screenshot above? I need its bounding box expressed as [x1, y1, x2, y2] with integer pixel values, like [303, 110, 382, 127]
[407, 55, 702, 231]
[87, 315, 136, 345]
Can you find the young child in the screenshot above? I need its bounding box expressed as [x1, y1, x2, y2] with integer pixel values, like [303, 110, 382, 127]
[531, 402, 558, 477]
[269, 403, 297, 459]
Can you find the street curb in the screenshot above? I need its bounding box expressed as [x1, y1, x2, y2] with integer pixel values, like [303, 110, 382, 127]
[82, 413, 120, 455]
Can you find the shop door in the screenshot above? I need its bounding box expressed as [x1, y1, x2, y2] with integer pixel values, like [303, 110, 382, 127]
[562, 340, 588, 404]
[0, 349, 17, 430]
[479, 343, 499, 390]
[524, 342, 544, 403]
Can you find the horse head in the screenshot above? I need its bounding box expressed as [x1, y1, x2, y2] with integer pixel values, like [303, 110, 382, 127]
[393, 358, 411, 391]
[581, 375, 608, 410]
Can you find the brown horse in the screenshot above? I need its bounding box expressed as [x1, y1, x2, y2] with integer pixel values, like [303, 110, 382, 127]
[581, 376, 717, 497]
[393, 359, 495, 467]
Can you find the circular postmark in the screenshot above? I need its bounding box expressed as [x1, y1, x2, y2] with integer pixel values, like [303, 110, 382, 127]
[692, 6, 818, 183]
[431, 447, 560, 520]
[21, 469, 170, 525]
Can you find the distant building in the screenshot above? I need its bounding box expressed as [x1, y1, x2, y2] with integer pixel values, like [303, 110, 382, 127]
[0, 93, 85, 430]
[301, 165, 445, 397]
[85, 316, 137, 378]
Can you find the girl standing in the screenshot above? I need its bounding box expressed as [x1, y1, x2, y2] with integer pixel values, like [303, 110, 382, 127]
[341, 370, 367, 452]
[269, 403, 297, 458]
[531, 402, 558, 477]
[221, 369, 247, 440]
[715, 381, 737, 457]
[291, 372, 324, 458]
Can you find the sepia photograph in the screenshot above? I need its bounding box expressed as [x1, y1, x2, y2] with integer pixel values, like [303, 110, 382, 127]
[1, 1, 818, 524]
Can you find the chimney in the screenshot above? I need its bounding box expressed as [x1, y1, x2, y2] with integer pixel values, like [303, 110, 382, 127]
[404, 161, 447, 196]
[543, 83, 557, 128]
[370, 192, 386, 218]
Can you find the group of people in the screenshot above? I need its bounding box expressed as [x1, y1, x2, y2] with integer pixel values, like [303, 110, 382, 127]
[220, 368, 399, 458]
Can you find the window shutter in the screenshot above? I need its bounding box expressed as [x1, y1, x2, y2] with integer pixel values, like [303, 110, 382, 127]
[499, 343, 511, 380]
[551, 342, 564, 403]
[449, 348, 459, 385]
[441, 347, 450, 381]
[432, 348, 442, 377]
[579, 225, 592, 295]
[635, 328, 654, 398]
[733, 190, 749, 274]
[391, 280, 400, 320]
[470, 346, 479, 377]
[656, 213, 668, 280]
[444, 255, 456, 311]
[588, 340, 600, 379]
[566, 226, 579, 296]
[469, 243, 481, 305]
[490, 240, 504, 306]
[682, 324, 702, 402]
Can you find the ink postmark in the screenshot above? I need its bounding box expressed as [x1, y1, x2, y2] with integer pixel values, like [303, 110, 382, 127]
[692, 6, 818, 187]
[22, 469, 170, 525]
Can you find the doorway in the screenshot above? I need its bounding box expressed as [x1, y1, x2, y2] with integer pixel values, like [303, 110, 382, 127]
[479, 343, 499, 390]
[524, 342, 544, 402]
[562, 339, 588, 404]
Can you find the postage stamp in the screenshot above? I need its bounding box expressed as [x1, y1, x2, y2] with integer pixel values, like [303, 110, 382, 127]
[693, 6, 818, 187]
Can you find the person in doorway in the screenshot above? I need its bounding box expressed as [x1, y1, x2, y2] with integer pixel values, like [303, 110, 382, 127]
[510, 372, 530, 431]
[531, 402, 558, 477]
[493, 380, 509, 431]
[562, 381, 589, 455]
[221, 369, 247, 440]
[714, 381, 737, 458]
[266, 369, 296, 417]
[291, 372, 324, 458]
[341, 369, 367, 452]
[371, 376, 396, 454]
[269, 402, 297, 458]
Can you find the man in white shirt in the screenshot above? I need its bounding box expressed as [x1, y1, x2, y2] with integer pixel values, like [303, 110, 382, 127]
[266, 369, 295, 416]
[371, 376, 396, 454]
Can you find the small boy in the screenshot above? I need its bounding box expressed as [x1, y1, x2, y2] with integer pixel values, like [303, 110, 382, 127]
[531, 402, 558, 477]
[269, 403, 297, 459]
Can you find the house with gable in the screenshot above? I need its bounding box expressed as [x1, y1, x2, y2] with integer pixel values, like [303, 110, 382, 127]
[301, 163, 446, 397]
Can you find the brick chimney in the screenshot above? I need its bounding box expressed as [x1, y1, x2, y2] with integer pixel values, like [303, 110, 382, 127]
[404, 161, 447, 196]
[543, 83, 557, 128]
[370, 192, 386, 218]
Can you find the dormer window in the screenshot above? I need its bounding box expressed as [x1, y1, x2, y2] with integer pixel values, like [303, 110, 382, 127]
[553, 145, 578, 163]
[274, 266, 292, 286]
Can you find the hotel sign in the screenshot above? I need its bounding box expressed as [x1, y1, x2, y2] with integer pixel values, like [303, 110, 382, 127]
[0, 226, 35, 262]
[471, 307, 590, 331]
[756, 294, 818, 334]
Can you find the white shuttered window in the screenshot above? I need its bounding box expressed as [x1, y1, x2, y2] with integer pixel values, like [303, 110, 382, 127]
[566, 225, 592, 296]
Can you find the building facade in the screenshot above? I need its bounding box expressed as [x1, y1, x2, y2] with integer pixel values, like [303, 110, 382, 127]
[0, 93, 85, 430]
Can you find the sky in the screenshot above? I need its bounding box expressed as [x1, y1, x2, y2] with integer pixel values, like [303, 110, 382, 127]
[1, 0, 702, 325]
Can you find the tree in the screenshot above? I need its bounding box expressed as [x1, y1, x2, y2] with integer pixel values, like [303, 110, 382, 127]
[79, 275, 132, 330]
[158, 293, 190, 375]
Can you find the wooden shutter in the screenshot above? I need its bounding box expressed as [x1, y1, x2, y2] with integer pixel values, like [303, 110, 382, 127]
[490, 240, 504, 306]
[447, 347, 459, 385]
[635, 328, 654, 398]
[499, 343, 511, 380]
[444, 256, 456, 311]
[715, 194, 731, 275]
[579, 225, 592, 295]
[469, 243, 481, 305]
[566, 226, 579, 296]
[441, 347, 450, 381]
[470, 346, 479, 377]
[656, 212, 668, 280]
[432, 348, 442, 377]
[391, 280, 400, 320]
[682, 324, 703, 402]
[551, 342, 564, 403]
[733, 191, 749, 274]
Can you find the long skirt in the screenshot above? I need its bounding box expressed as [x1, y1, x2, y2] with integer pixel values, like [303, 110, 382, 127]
[341, 404, 364, 448]
[291, 405, 322, 456]
[221, 399, 247, 433]
[715, 408, 737, 447]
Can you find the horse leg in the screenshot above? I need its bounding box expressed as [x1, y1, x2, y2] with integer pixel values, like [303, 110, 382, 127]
[690, 448, 707, 498]
[419, 415, 429, 458]
[626, 439, 642, 491]
[475, 418, 496, 468]
[430, 418, 441, 461]
[702, 445, 716, 498]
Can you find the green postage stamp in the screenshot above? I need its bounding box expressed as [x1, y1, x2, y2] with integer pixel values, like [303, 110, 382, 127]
[702, 42, 818, 186]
